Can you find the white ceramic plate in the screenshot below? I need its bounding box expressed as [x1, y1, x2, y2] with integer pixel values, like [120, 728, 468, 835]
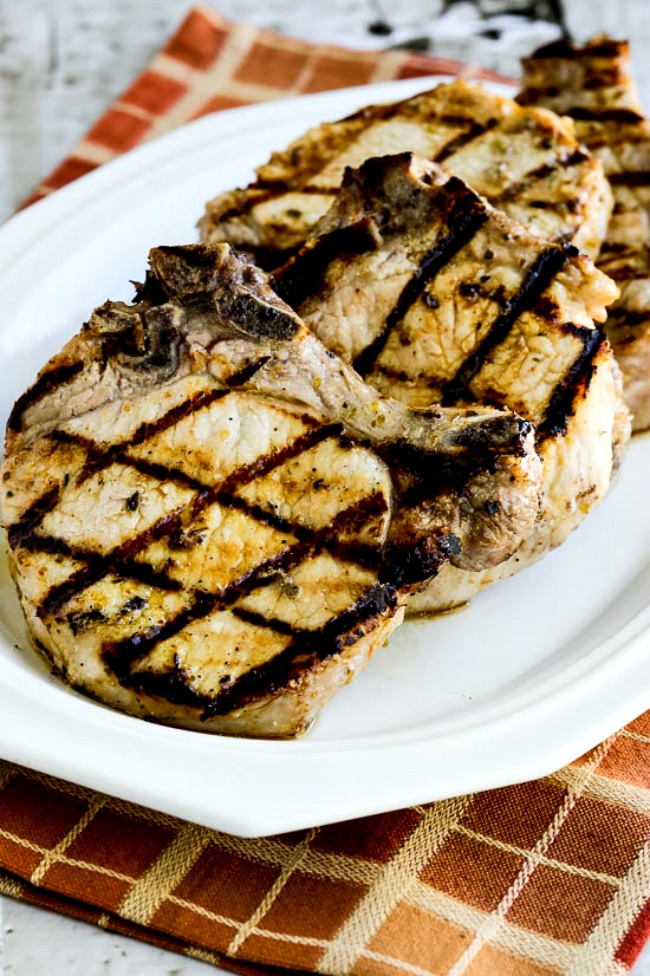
[1, 77, 650, 838]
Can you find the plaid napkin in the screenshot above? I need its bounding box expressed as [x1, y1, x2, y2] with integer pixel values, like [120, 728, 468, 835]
[6, 6, 650, 975]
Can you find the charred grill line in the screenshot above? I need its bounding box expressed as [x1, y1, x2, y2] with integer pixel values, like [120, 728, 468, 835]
[123, 581, 397, 715]
[368, 362, 419, 386]
[224, 357, 272, 387]
[40, 563, 118, 620]
[37, 507, 189, 618]
[380, 531, 462, 589]
[215, 492, 311, 540]
[200, 583, 398, 719]
[608, 172, 650, 186]
[323, 539, 385, 570]
[11, 530, 180, 594]
[433, 118, 498, 163]
[7, 362, 84, 432]
[121, 387, 230, 450]
[119, 669, 206, 709]
[494, 150, 590, 203]
[6, 487, 61, 549]
[31, 420, 380, 620]
[212, 184, 341, 225]
[32, 480, 309, 618]
[50, 387, 231, 485]
[217, 423, 340, 495]
[272, 221, 381, 309]
[566, 107, 645, 123]
[100, 538, 319, 681]
[116, 455, 208, 493]
[537, 327, 607, 439]
[440, 245, 574, 404]
[255, 182, 340, 196]
[230, 606, 304, 637]
[102, 493, 390, 686]
[53, 418, 334, 507]
[353, 196, 489, 377]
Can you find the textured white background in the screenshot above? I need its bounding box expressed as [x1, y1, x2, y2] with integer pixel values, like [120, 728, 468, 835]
[1, 0, 650, 972]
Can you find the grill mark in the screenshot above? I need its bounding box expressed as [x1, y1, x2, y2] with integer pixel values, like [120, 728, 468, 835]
[208, 188, 276, 221]
[118, 669, 206, 709]
[213, 183, 339, 223]
[37, 507, 189, 617]
[127, 388, 230, 449]
[494, 150, 591, 202]
[200, 583, 397, 719]
[29, 424, 372, 618]
[567, 107, 645, 123]
[605, 269, 645, 284]
[323, 540, 384, 569]
[124, 580, 397, 714]
[226, 357, 272, 387]
[352, 195, 489, 377]
[102, 493, 388, 683]
[609, 172, 650, 186]
[50, 420, 333, 557]
[54, 414, 329, 501]
[598, 241, 634, 255]
[31, 481, 308, 618]
[537, 327, 607, 439]
[253, 181, 340, 197]
[272, 220, 380, 309]
[297, 184, 339, 195]
[117, 455, 208, 493]
[40, 556, 181, 620]
[434, 118, 498, 163]
[11, 530, 179, 593]
[217, 422, 341, 495]
[582, 70, 629, 90]
[440, 245, 573, 404]
[7, 487, 61, 549]
[230, 606, 302, 637]
[51, 387, 231, 485]
[62, 532, 307, 642]
[7, 362, 84, 432]
[216, 491, 312, 540]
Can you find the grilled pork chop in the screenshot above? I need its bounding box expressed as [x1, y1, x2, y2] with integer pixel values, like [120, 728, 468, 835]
[273, 154, 629, 612]
[518, 38, 650, 429]
[2, 244, 540, 737]
[199, 79, 612, 267]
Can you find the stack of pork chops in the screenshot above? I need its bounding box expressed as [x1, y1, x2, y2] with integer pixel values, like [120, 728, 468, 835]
[3, 39, 647, 737]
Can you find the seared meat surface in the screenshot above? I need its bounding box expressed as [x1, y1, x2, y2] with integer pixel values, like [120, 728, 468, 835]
[2, 244, 540, 736]
[199, 79, 612, 268]
[518, 38, 650, 430]
[273, 155, 629, 612]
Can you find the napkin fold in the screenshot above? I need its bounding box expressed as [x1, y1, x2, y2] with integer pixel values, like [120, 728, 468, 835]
[6, 6, 650, 975]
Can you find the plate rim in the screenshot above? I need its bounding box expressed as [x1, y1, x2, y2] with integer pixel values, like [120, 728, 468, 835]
[1, 75, 649, 836]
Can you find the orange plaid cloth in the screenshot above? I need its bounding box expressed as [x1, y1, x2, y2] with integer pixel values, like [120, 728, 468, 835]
[7, 6, 650, 976]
